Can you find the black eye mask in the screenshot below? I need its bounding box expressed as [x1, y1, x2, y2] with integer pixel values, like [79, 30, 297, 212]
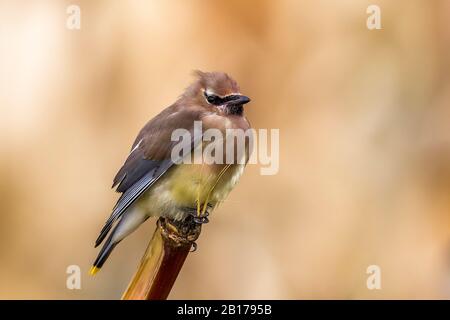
[204, 92, 241, 106]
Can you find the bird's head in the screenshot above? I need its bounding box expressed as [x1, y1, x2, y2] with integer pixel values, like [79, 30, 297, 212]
[182, 71, 251, 116]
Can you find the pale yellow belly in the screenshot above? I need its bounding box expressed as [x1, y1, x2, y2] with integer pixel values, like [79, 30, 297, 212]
[135, 163, 245, 220]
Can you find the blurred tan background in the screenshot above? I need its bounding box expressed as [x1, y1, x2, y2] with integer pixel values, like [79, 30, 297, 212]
[1, 0, 450, 299]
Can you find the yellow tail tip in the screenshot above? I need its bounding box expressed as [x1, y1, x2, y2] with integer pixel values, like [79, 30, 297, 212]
[89, 266, 100, 276]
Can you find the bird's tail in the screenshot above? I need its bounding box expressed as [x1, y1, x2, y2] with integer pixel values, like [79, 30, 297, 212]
[90, 235, 118, 275]
[90, 209, 148, 275]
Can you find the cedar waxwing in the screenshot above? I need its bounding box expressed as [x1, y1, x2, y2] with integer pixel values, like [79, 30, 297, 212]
[90, 71, 252, 274]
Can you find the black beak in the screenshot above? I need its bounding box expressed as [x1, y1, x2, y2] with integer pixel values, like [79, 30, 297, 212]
[228, 95, 251, 106]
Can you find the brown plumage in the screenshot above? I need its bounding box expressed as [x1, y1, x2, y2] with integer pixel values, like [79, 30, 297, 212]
[91, 71, 252, 273]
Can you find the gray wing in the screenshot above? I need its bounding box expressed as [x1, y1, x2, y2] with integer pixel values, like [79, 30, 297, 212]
[94, 105, 203, 247]
[95, 158, 172, 247]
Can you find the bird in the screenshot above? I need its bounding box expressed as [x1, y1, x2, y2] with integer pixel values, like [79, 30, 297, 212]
[90, 71, 252, 275]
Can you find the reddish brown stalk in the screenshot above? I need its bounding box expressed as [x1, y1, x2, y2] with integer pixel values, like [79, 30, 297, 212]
[122, 216, 201, 300]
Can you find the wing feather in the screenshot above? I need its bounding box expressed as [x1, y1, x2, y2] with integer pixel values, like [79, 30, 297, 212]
[95, 159, 172, 247]
[94, 104, 204, 247]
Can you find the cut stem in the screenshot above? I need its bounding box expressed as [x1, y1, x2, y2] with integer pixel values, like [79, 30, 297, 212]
[122, 216, 201, 300]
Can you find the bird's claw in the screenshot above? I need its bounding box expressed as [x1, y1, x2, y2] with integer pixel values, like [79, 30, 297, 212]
[183, 204, 212, 225]
[193, 215, 209, 224]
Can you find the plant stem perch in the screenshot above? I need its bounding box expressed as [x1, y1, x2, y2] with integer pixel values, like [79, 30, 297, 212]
[122, 216, 201, 300]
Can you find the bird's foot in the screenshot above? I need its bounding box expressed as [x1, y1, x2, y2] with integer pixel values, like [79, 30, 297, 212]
[193, 216, 209, 224]
[183, 204, 212, 224]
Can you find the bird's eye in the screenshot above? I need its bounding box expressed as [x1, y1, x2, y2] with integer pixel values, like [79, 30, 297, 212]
[204, 92, 220, 104]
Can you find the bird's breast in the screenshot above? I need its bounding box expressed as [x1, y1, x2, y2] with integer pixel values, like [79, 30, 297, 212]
[136, 112, 250, 218]
[168, 162, 245, 207]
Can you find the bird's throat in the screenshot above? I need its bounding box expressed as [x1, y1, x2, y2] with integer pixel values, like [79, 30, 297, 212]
[227, 105, 243, 116]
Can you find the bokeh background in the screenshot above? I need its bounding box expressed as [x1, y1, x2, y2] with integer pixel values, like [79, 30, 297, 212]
[1, 0, 450, 299]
